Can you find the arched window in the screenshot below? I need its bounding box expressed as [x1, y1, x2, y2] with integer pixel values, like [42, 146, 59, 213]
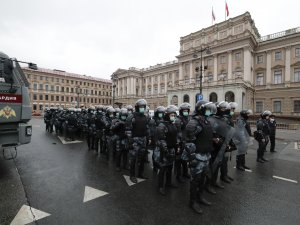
[171, 95, 178, 106]
[209, 92, 218, 102]
[183, 94, 190, 103]
[225, 91, 235, 102]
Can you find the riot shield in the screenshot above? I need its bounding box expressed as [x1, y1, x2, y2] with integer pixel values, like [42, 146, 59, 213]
[232, 118, 251, 155]
[207, 116, 235, 172]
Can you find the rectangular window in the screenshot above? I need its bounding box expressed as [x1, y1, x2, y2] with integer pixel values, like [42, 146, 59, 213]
[45, 84, 49, 91]
[33, 83, 37, 91]
[295, 48, 300, 57]
[56, 78, 59, 82]
[66, 97, 69, 102]
[61, 87, 64, 92]
[33, 94, 37, 100]
[257, 55, 263, 64]
[39, 84, 43, 90]
[39, 95, 43, 100]
[273, 101, 281, 113]
[71, 80, 74, 84]
[56, 86, 59, 92]
[235, 52, 241, 61]
[51, 95, 54, 101]
[66, 87, 69, 93]
[294, 68, 300, 82]
[256, 101, 263, 113]
[51, 77, 54, 82]
[275, 51, 282, 60]
[45, 95, 48, 101]
[40, 76, 43, 80]
[220, 55, 226, 64]
[33, 105, 37, 111]
[39, 105, 43, 111]
[56, 96, 59, 101]
[294, 100, 300, 112]
[67, 80, 69, 83]
[61, 96, 64, 101]
[256, 73, 264, 85]
[71, 88, 74, 93]
[274, 70, 282, 84]
[51, 85, 54, 91]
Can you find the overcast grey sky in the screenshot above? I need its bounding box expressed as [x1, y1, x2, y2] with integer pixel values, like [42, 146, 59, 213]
[1, 0, 299, 79]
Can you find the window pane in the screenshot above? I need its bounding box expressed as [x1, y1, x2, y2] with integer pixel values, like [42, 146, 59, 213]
[294, 100, 300, 112]
[256, 73, 264, 85]
[274, 70, 282, 84]
[273, 101, 281, 113]
[275, 51, 282, 60]
[294, 68, 300, 82]
[295, 48, 300, 57]
[256, 101, 263, 113]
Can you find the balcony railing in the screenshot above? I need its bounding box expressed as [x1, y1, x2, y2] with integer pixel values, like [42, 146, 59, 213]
[259, 27, 300, 42]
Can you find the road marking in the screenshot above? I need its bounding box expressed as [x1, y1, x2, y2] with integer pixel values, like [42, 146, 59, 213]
[57, 136, 83, 144]
[123, 175, 145, 186]
[272, 175, 298, 184]
[233, 167, 252, 172]
[83, 186, 109, 203]
[11, 205, 50, 225]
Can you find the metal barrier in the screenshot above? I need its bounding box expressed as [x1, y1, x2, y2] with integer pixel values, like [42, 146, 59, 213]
[248, 121, 299, 130]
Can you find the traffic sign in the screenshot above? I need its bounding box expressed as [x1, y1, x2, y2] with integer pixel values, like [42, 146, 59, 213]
[197, 94, 203, 101]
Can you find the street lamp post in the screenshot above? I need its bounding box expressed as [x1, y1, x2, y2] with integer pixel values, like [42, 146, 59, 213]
[194, 46, 211, 99]
[111, 73, 117, 107]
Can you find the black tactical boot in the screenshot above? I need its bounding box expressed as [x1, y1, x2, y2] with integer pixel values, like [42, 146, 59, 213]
[190, 202, 203, 214]
[158, 187, 166, 196]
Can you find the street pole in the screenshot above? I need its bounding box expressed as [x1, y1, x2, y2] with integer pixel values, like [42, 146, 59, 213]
[200, 47, 203, 95]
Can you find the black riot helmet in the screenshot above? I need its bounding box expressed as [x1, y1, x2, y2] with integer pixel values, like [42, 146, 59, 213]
[240, 109, 252, 120]
[135, 99, 147, 113]
[216, 101, 230, 116]
[119, 108, 128, 120]
[114, 108, 121, 116]
[261, 110, 272, 119]
[195, 100, 216, 117]
[87, 108, 94, 114]
[126, 105, 134, 114]
[164, 105, 178, 122]
[154, 106, 165, 118]
[179, 102, 191, 116]
[106, 106, 115, 118]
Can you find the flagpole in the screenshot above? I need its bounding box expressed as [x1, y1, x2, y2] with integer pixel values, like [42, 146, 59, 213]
[225, 0, 226, 21]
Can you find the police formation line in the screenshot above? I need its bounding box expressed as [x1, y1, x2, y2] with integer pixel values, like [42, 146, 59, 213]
[43, 100, 277, 214]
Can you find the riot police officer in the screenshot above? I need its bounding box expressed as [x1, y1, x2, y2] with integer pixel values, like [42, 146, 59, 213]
[101, 107, 115, 159]
[182, 101, 216, 214]
[268, 114, 277, 152]
[175, 102, 191, 183]
[111, 108, 129, 171]
[235, 109, 252, 170]
[255, 110, 271, 162]
[156, 105, 178, 195]
[126, 99, 149, 183]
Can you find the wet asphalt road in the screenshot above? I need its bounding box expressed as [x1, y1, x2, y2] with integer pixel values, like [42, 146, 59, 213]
[1, 118, 300, 225]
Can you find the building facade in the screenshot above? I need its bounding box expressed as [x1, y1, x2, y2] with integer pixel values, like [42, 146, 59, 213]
[112, 12, 300, 117]
[23, 67, 112, 114]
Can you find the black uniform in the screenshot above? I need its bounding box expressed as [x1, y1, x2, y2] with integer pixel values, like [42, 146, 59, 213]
[268, 118, 277, 152]
[126, 111, 149, 182]
[256, 118, 270, 162]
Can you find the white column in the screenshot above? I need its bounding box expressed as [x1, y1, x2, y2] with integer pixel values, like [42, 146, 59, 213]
[151, 77, 154, 95]
[285, 47, 291, 82]
[145, 77, 148, 96]
[243, 47, 252, 82]
[172, 72, 175, 86]
[158, 75, 161, 93]
[179, 63, 183, 81]
[189, 61, 193, 81]
[266, 50, 272, 85]
[164, 74, 167, 94]
[213, 54, 218, 81]
[228, 51, 233, 80]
